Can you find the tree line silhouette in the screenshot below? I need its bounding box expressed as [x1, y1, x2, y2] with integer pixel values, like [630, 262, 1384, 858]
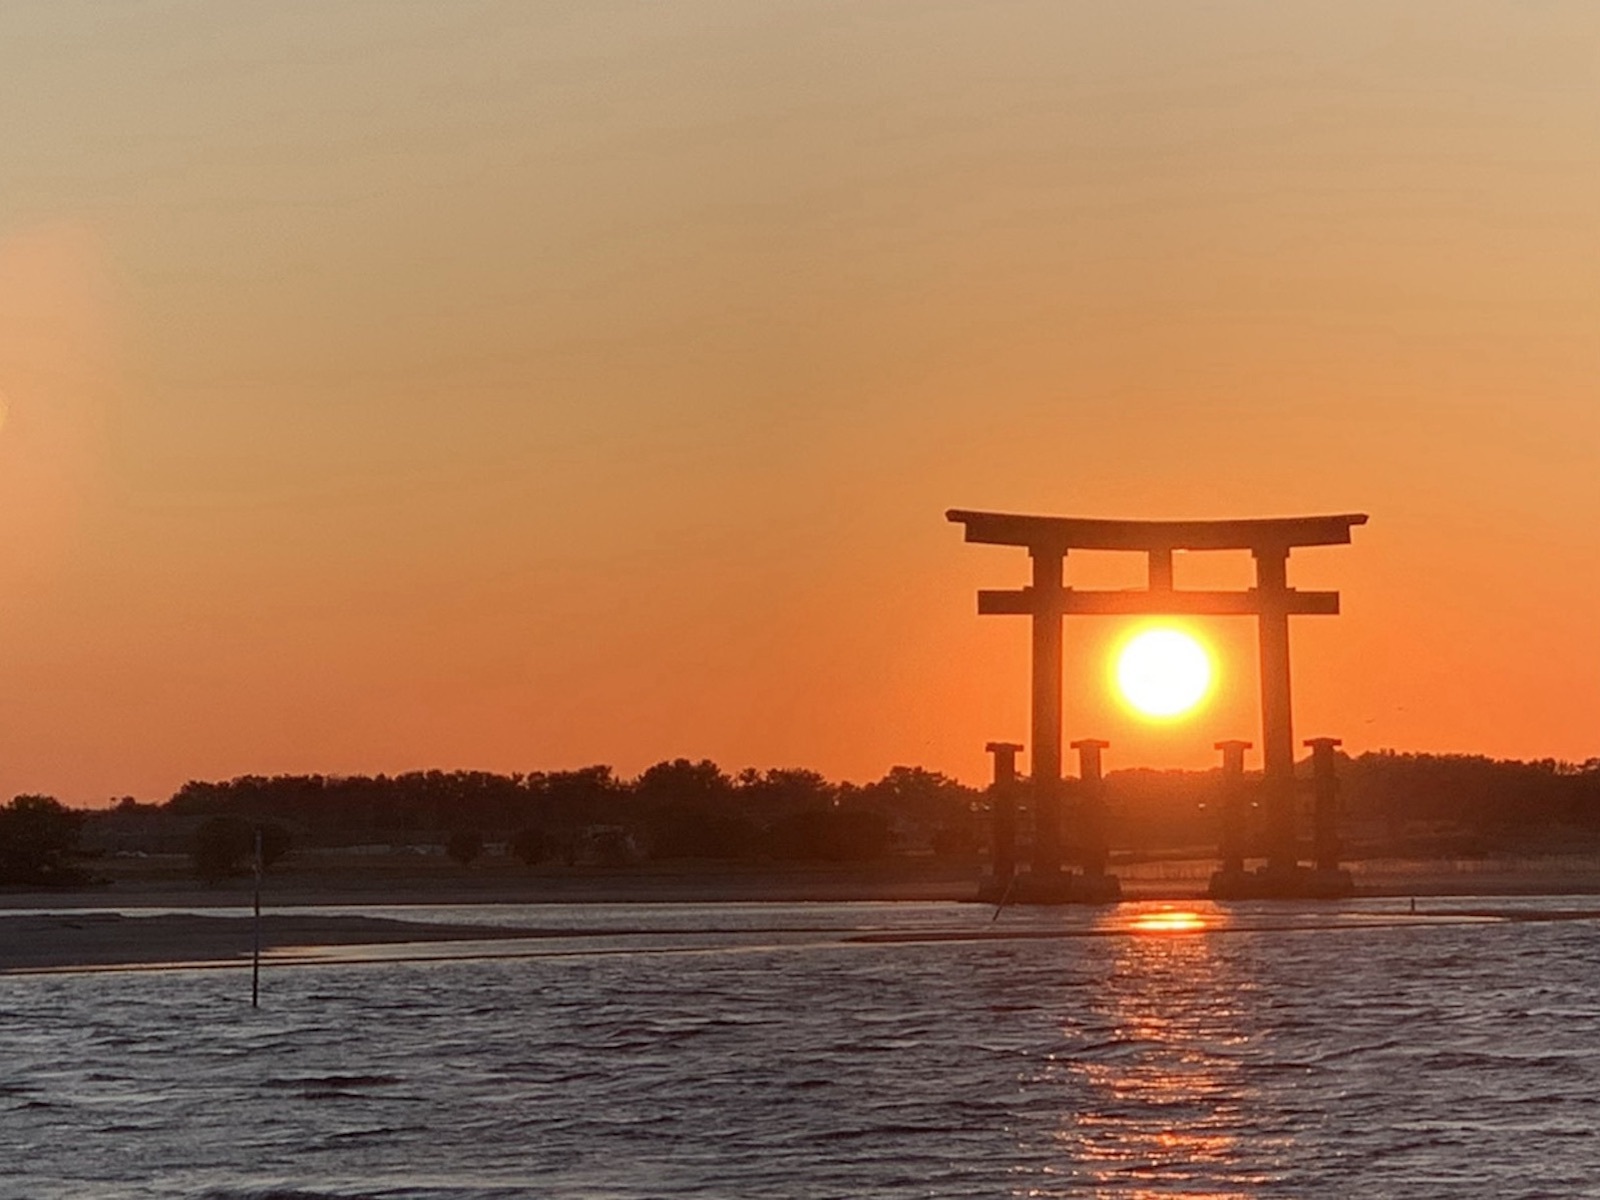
[81, 761, 982, 878]
[6, 751, 1600, 886]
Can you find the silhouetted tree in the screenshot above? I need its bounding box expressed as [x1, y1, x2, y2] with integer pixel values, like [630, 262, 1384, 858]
[645, 805, 758, 860]
[766, 809, 891, 861]
[735, 768, 837, 815]
[537, 766, 628, 850]
[192, 817, 291, 884]
[0, 795, 89, 886]
[930, 823, 980, 859]
[633, 759, 748, 859]
[446, 828, 484, 867]
[510, 827, 546, 866]
[635, 759, 733, 808]
[854, 766, 974, 823]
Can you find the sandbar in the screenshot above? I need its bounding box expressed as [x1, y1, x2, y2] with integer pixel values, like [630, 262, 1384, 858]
[7, 853, 1600, 973]
[0, 912, 548, 974]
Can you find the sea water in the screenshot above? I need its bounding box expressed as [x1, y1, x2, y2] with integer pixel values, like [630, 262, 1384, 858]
[3, 899, 1599, 1198]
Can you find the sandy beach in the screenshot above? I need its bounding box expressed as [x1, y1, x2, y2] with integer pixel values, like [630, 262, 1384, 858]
[0, 857, 989, 973]
[0, 911, 562, 974]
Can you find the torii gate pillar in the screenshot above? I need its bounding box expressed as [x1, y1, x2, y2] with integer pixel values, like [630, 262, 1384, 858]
[1254, 546, 1297, 870]
[1029, 547, 1065, 878]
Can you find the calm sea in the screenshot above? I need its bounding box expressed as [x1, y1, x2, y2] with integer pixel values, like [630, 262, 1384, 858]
[3, 899, 1599, 1199]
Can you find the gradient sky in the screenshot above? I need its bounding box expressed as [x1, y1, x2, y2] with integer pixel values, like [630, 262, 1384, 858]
[0, 2, 1595, 804]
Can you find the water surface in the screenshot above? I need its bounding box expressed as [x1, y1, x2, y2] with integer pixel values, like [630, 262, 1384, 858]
[4, 899, 1597, 1198]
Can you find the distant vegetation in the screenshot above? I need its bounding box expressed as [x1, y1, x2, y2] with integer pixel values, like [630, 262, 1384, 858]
[1100, 751, 1600, 861]
[5, 752, 1600, 888]
[0, 795, 91, 886]
[73, 762, 979, 882]
[190, 815, 293, 884]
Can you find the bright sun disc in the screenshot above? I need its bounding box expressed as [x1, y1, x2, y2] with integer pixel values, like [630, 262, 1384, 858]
[1115, 628, 1212, 718]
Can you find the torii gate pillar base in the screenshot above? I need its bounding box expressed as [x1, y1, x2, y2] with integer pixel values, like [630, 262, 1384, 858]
[978, 870, 1122, 906]
[1208, 864, 1353, 901]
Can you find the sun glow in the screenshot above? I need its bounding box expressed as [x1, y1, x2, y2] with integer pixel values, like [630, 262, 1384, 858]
[1130, 909, 1207, 934]
[1114, 627, 1213, 719]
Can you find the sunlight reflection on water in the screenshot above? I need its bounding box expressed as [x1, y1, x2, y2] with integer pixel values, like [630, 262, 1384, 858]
[1126, 908, 1209, 934]
[1047, 911, 1281, 1196]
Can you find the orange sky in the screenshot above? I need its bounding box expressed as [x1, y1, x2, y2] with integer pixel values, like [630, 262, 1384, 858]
[0, 3, 1596, 804]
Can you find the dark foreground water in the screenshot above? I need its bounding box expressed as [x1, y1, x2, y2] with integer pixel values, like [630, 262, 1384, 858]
[4, 898, 1599, 1199]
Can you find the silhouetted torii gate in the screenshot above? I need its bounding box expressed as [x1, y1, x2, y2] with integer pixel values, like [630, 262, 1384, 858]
[949, 509, 1367, 897]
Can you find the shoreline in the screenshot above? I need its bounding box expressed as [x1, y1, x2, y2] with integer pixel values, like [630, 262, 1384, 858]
[10, 853, 1600, 911]
[7, 856, 1600, 974]
[7, 892, 1600, 976]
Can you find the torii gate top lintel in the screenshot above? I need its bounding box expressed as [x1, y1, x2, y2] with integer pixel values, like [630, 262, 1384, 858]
[945, 510, 1368, 555]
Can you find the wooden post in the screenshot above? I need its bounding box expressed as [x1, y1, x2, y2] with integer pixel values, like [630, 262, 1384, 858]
[1305, 737, 1343, 871]
[985, 742, 1023, 885]
[1071, 738, 1111, 877]
[1214, 739, 1252, 875]
[1029, 545, 1065, 878]
[251, 826, 262, 1009]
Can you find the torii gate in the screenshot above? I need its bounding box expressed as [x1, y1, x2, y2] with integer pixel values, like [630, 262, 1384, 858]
[949, 509, 1366, 897]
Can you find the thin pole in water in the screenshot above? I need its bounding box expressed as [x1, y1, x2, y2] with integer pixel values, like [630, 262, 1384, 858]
[991, 872, 1019, 923]
[251, 826, 263, 1009]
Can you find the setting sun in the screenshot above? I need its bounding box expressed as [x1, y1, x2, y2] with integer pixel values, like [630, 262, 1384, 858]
[1115, 627, 1213, 719]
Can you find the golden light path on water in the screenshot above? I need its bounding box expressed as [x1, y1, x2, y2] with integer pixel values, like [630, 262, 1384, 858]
[1053, 902, 1273, 1193]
